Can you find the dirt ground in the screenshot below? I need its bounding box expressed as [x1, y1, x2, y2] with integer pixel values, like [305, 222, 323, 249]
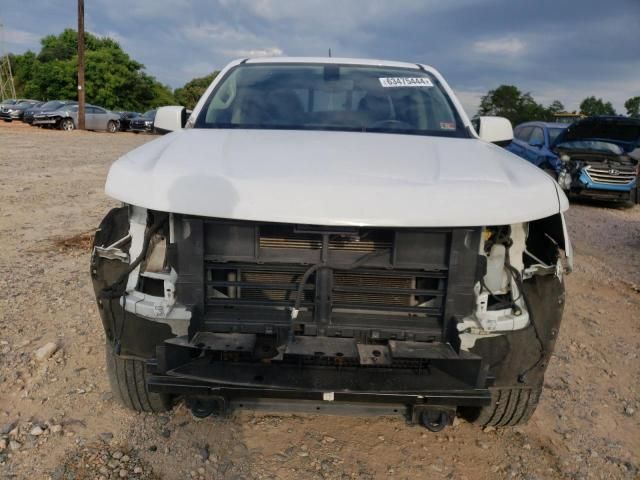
[0, 122, 638, 480]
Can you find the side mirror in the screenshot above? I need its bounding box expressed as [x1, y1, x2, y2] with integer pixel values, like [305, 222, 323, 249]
[154, 106, 188, 134]
[475, 116, 514, 146]
[529, 138, 544, 148]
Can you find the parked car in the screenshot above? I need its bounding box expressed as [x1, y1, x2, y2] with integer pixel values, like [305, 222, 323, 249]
[508, 117, 639, 204]
[128, 109, 156, 133]
[33, 104, 120, 132]
[91, 57, 572, 431]
[117, 111, 140, 131]
[0, 98, 29, 108]
[506, 122, 569, 174]
[0, 100, 41, 122]
[23, 100, 77, 124]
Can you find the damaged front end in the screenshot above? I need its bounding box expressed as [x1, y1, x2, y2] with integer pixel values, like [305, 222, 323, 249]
[91, 206, 571, 428]
[551, 116, 640, 202]
[556, 147, 638, 202]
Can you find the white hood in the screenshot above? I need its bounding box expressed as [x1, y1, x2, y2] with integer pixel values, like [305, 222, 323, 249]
[105, 129, 567, 227]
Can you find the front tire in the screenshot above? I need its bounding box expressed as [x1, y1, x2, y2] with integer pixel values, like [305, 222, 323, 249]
[105, 344, 172, 412]
[107, 120, 118, 133]
[465, 387, 541, 427]
[61, 118, 75, 131]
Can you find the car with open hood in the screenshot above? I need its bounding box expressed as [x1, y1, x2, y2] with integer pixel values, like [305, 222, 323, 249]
[91, 57, 572, 431]
[509, 116, 640, 204]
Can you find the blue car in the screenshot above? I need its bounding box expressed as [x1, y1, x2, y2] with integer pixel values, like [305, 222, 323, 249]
[507, 121, 568, 174]
[507, 117, 639, 204]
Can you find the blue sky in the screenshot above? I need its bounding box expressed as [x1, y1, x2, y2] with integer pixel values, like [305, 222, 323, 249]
[1, 0, 638, 116]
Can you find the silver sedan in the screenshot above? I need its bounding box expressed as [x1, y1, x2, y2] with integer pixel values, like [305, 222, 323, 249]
[33, 104, 120, 132]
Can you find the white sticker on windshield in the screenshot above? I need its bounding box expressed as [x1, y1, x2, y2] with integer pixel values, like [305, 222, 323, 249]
[379, 77, 433, 88]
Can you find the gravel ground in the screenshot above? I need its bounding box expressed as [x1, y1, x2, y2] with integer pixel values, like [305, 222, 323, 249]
[0, 122, 638, 479]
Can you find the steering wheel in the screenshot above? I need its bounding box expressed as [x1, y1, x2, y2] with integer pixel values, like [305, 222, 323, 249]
[369, 119, 413, 129]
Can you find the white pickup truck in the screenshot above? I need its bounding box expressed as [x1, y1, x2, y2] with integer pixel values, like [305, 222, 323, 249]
[91, 57, 572, 431]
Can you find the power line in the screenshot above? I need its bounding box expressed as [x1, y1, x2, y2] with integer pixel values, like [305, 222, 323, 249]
[0, 20, 17, 101]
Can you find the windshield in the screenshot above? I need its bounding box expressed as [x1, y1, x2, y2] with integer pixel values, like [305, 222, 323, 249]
[194, 63, 467, 137]
[41, 101, 63, 110]
[142, 110, 156, 119]
[556, 140, 624, 155]
[548, 128, 565, 145]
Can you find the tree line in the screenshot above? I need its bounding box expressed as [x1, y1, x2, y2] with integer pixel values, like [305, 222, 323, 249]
[478, 85, 640, 125]
[7, 29, 217, 112]
[5, 30, 639, 120]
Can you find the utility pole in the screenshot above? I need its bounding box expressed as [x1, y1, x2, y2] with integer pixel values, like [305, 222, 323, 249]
[0, 21, 17, 101]
[77, 0, 85, 129]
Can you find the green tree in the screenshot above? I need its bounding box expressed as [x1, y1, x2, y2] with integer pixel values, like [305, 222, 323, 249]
[478, 85, 548, 125]
[547, 100, 565, 114]
[174, 71, 219, 109]
[8, 29, 174, 110]
[579, 96, 616, 116]
[624, 96, 640, 117]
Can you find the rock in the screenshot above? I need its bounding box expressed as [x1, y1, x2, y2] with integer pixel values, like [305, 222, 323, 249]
[0, 422, 16, 435]
[9, 440, 21, 451]
[624, 406, 635, 417]
[112, 451, 124, 459]
[133, 466, 143, 474]
[102, 392, 114, 402]
[483, 426, 496, 433]
[100, 432, 113, 442]
[323, 436, 336, 443]
[0, 438, 6, 450]
[199, 445, 210, 461]
[119, 469, 128, 477]
[30, 425, 45, 436]
[35, 342, 59, 361]
[476, 440, 490, 450]
[50, 424, 63, 434]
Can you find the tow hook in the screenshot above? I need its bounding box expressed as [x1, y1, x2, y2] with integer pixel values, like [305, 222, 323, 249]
[186, 396, 227, 418]
[412, 406, 454, 432]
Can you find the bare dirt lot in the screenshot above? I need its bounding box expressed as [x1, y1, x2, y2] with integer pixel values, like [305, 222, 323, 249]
[0, 122, 639, 480]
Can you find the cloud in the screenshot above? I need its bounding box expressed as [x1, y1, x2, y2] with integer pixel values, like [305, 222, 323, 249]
[472, 37, 526, 56]
[452, 89, 484, 118]
[1, 0, 637, 112]
[182, 22, 283, 60]
[3, 28, 40, 47]
[223, 47, 283, 58]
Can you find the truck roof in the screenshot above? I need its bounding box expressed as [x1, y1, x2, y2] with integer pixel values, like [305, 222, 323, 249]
[243, 56, 428, 70]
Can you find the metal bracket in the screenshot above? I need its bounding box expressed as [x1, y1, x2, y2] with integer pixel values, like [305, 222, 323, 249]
[93, 234, 131, 263]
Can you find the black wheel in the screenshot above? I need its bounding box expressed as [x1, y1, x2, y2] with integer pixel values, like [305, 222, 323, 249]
[420, 410, 450, 432]
[466, 387, 541, 427]
[107, 120, 118, 133]
[105, 344, 172, 412]
[61, 118, 75, 131]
